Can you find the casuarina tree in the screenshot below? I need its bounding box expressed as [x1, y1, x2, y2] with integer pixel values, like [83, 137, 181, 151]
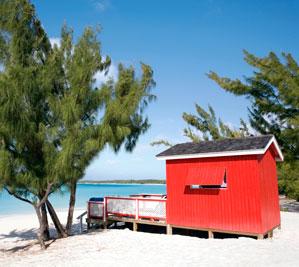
[151, 104, 250, 147]
[0, 0, 156, 248]
[55, 26, 156, 235]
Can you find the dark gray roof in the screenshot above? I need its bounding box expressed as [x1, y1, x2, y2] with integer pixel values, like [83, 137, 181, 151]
[156, 135, 274, 158]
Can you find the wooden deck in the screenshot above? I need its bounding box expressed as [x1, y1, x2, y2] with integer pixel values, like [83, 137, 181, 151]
[86, 216, 169, 233]
[86, 195, 279, 239]
[86, 215, 279, 239]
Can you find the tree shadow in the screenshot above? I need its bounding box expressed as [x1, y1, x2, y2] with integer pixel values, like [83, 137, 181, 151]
[0, 228, 37, 241]
[45, 238, 56, 249]
[0, 240, 39, 253]
[0, 228, 59, 253]
[69, 221, 88, 235]
[0, 218, 89, 254]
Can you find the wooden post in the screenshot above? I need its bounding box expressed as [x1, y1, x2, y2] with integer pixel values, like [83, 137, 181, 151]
[103, 198, 107, 223]
[208, 230, 214, 239]
[278, 224, 281, 230]
[167, 224, 172, 235]
[257, 234, 264, 240]
[103, 221, 107, 230]
[268, 230, 273, 238]
[102, 198, 107, 231]
[135, 199, 139, 220]
[133, 222, 138, 232]
[79, 217, 83, 233]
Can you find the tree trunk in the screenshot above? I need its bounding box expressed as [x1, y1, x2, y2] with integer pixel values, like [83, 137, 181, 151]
[34, 205, 46, 249]
[46, 200, 67, 238]
[66, 181, 77, 235]
[5, 185, 54, 249]
[40, 202, 50, 241]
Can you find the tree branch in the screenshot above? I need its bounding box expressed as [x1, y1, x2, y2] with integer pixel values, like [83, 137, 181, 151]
[4, 187, 34, 205]
[37, 183, 53, 208]
[150, 139, 173, 147]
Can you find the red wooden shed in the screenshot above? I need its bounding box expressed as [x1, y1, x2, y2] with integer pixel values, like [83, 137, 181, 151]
[156, 135, 283, 238]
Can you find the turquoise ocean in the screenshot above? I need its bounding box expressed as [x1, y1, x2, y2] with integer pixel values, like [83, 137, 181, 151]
[0, 183, 166, 216]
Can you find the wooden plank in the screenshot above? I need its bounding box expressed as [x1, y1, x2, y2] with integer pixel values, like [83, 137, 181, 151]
[108, 216, 166, 227]
[86, 218, 105, 225]
[133, 222, 138, 232]
[170, 224, 260, 237]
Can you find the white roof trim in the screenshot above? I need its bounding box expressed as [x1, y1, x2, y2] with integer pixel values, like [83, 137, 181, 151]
[156, 136, 284, 162]
[266, 136, 284, 162]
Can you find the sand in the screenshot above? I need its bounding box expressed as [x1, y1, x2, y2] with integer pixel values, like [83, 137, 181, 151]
[0, 211, 299, 267]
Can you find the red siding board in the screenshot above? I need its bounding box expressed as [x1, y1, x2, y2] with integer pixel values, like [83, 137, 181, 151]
[166, 155, 265, 234]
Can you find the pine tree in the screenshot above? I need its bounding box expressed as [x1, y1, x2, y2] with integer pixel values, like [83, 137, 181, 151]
[208, 50, 299, 200]
[0, 0, 156, 248]
[151, 104, 250, 147]
[0, 0, 55, 248]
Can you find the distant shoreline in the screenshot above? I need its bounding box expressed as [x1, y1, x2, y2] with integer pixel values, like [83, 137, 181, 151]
[0, 182, 166, 216]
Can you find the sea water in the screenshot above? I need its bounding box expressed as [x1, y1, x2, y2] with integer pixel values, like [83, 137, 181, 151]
[0, 183, 166, 215]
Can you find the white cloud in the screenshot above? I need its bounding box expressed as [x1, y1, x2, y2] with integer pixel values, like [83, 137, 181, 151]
[105, 159, 118, 165]
[49, 37, 61, 48]
[93, 0, 110, 12]
[94, 59, 118, 87]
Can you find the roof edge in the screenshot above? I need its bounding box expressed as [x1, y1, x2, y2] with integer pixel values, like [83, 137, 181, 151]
[266, 136, 284, 162]
[156, 148, 266, 161]
[156, 136, 284, 162]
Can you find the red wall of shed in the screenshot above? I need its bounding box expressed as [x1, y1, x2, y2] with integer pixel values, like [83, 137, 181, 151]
[258, 145, 281, 232]
[166, 155, 264, 234]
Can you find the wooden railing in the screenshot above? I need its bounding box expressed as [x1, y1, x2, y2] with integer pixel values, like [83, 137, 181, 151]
[88, 201, 104, 219]
[88, 196, 166, 221]
[106, 196, 166, 220]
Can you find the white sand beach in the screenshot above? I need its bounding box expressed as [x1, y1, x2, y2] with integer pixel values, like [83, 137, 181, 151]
[0, 211, 299, 267]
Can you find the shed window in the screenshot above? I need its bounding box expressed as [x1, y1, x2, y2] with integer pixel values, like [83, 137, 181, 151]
[187, 167, 227, 189]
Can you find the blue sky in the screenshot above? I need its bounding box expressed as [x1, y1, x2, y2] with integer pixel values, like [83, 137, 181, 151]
[32, 0, 299, 180]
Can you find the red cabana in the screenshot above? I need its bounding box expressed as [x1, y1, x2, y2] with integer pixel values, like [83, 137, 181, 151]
[156, 135, 283, 238]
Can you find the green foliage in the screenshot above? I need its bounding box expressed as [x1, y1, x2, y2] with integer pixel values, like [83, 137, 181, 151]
[0, 0, 52, 202]
[209, 50, 299, 199]
[0, 0, 156, 204]
[182, 104, 250, 142]
[151, 104, 250, 148]
[278, 161, 299, 201]
[150, 140, 173, 147]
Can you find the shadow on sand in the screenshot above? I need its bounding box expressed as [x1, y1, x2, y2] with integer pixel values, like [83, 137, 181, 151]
[0, 221, 85, 253]
[0, 228, 37, 241]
